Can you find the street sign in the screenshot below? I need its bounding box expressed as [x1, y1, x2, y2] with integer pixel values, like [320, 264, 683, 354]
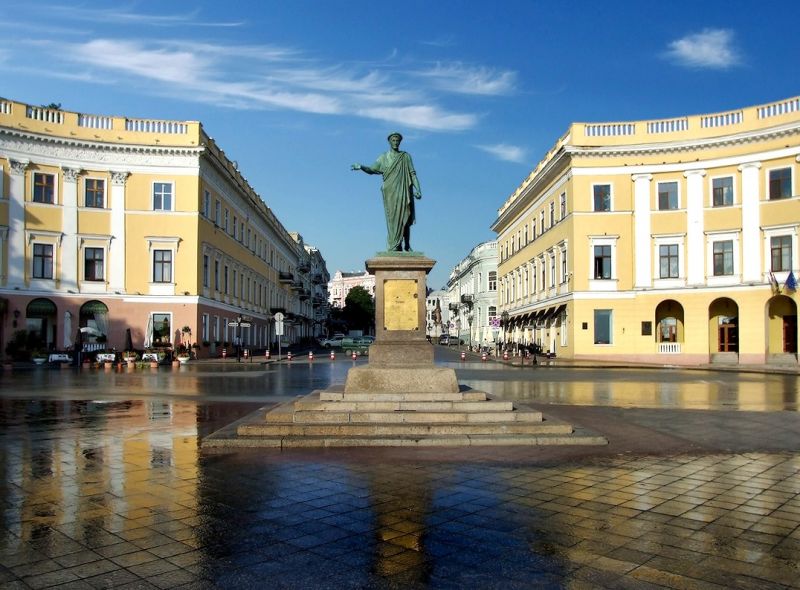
[273, 312, 284, 322]
[239, 322, 252, 328]
[275, 323, 284, 336]
[228, 322, 240, 327]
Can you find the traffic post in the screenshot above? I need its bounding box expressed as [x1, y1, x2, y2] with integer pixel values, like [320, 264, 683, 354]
[222, 348, 227, 360]
[330, 350, 335, 360]
[287, 351, 293, 361]
[308, 350, 314, 361]
[274, 312, 284, 361]
[460, 351, 466, 361]
[481, 351, 487, 361]
[265, 349, 271, 360]
[351, 351, 357, 360]
[503, 350, 509, 361]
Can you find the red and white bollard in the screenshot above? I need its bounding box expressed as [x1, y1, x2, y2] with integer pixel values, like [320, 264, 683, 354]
[460, 351, 466, 361]
[265, 349, 271, 360]
[308, 350, 314, 361]
[330, 350, 335, 360]
[351, 351, 357, 360]
[243, 349, 249, 360]
[481, 351, 487, 361]
[222, 348, 227, 359]
[503, 350, 509, 361]
[287, 351, 293, 361]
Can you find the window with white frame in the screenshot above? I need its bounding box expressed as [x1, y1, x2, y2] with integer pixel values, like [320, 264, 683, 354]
[594, 245, 612, 279]
[549, 201, 555, 226]
[712, 176, 734, 207]
[560, 248, 568, 283]
[659, 244, 680, 278]
[550, 253, 556, 287]
[658, 181, 679, 210]
[531, 261, 537, 293]
[203, 255, 209, 287]
[488, 271, 496, 291]
[214, 260, 219, 290]
[203, 190, 211, 218]
[152, 250, 172, 283]
[32, 243, 53, 278]
[153, 182, 173, 211]
[224, 264, 229, 294]
[540, 258, 546, 290]
[84, 247, 104, 281]
[224, 209, 230, 233]
[769, 167, 793, 200]
[712, 240, 734, 276]
[593, 184, 611, 212]
[201, 314, 209, 341]
[85, 178, 105, 208]
[522, 267, 528, 297]
[540, 211, 545, 235]
[33, 173, 55, 204]
[771, 235, 792, 272]
[215, 200, 221, 225]
[560, 192, 567, 219]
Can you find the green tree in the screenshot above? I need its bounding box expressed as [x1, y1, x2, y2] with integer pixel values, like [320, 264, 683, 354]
[343, 286, 375, 334]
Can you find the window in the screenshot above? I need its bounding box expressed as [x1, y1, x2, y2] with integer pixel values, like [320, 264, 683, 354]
[153, 182, 173, 210]
[85, 179, 105, 208]
[523, 225, 528, 245]
[659, 244, 680, 278]
[488, 306, 497, 323]
[488, 271, 497, 291]
[233, 216, 238, 239]
[549, 201, 555, 226]
[214, 260, 219, 290]
[560, 192, 567, 219]
[224, 209, 229, 233]
[593, 184, 611, 212]
[713, 240, 733, 276]
[712, 177, 733, 207]
[84, 248, 104, 281]
[202, 314, 209, 341]
[152, 313, 171, 346]
[203, 255, 209, 287]
[224, 265, 229, 294]
[641, 321, 652, 336]
[33, 173, 55, 204]
[215, 200, 221, 225]
[769, 167, 792, 200]
[32, 243, 53, 278]
[531, 262, 537, 293]
[594, 310, 612, 344]
[561, 249, 568, 283]
[594, 245, 611, 279]
[658, 181, 679, 210]
[540, 211, 545, 235]
[771, 236, 792, 272]
[550, 254, 556, 287]
[153, 250, 172, 283]
[203, 190, 211, 218]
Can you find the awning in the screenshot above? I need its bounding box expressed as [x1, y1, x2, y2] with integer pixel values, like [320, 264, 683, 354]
[551, 304, 567, 319]
[26, 298, 56, 316]
[80, 300, 109, 315]
[540, 307, 557, 321]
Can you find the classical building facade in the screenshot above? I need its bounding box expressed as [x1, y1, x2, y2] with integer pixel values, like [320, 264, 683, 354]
[327, 270, 375, 309]
[445, 241, 498, 348]
[425, 289, 450, 340]
[492, 96, 800, 365]
[0, 97, 328, 357]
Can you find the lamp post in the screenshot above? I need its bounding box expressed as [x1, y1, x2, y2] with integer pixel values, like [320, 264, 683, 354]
[467, 312, 474, 351]
[501, 310, 510, 349]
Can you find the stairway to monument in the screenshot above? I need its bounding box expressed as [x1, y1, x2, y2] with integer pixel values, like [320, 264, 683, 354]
[201, 386, 607, 448]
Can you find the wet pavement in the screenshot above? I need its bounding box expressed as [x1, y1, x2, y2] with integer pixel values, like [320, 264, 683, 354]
[1, 351, 799, 589]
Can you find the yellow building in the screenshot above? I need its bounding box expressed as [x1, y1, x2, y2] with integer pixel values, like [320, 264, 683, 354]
[491, 96, 800, 366]
[0, 98, 328, 358]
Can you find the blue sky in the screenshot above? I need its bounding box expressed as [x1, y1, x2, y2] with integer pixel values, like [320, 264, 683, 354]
[2, 1, 799, 288]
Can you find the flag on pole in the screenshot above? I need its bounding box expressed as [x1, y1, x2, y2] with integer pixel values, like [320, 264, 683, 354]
[770, 272, 780, 295]
[785, 271, 797, 292]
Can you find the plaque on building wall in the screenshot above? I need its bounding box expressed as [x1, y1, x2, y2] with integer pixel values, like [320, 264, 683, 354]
[384, 279, 418, 331]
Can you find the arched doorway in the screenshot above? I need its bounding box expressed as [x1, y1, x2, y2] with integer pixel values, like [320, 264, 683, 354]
[26, 298, 57, 350]
[767, 296, 797, 361]
[79, 300, 109, 345]
[655, 300, 684, 353]
[709, 298, 738, 362]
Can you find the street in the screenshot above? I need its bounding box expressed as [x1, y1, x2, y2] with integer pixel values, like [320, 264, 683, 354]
[0, 352, 799, 588]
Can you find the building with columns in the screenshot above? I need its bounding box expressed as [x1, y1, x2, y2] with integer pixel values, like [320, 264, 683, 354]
[0, 97, 326, 358]
[492, 96, 800, 365]
[445, 241, 498, 348]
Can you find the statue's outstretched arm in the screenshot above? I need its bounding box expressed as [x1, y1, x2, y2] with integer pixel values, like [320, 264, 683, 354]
[351, 163, 379, 174]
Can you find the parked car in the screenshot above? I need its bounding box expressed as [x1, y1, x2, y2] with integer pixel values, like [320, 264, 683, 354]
[341, 337, 370, 356]
[438, 334, 462, 346]
[321, 336, 345, 348]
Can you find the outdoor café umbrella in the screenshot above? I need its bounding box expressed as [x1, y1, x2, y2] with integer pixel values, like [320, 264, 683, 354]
[124, 328, 133, 353]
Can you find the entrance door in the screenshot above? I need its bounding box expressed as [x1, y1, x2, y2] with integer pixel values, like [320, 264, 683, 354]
[718, 323, 738, 352]
[783, 315, 797, 353]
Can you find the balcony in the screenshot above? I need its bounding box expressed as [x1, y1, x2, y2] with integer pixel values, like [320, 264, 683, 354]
[291, 280, 304, 292]
[658, 342, 681, 354]
[279, 271, 294, 284]
[460, 294, 474, 306]
[297, 262, 311, 273]
[311, 272, 324, 284]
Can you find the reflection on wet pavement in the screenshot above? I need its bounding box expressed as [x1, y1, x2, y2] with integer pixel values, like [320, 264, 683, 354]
[1, 391, 799, 589]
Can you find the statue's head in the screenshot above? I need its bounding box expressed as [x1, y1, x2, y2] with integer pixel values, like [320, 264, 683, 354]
[387, 132, 403, 145]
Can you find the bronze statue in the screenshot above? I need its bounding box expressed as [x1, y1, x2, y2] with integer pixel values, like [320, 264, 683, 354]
[352, 132, 422, 252]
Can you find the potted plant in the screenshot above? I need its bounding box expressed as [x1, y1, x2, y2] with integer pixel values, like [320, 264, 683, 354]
[32, 349, 47, 365]
[176, 345, 191, 364]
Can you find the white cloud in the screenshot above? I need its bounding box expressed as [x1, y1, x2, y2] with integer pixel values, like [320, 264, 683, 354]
[361, 105, 477, 132]
[416, 62, 517, 96]
[664, 28, 741, 69]
[44, 4, 244, 27]
[476, 143, 526, 163]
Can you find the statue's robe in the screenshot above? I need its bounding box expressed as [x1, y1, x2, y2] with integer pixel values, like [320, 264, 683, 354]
[371, 150, 417, 251]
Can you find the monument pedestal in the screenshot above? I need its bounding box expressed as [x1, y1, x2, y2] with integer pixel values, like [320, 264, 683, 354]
[202, 254, 607, 448]
[344, 254, 459, 394]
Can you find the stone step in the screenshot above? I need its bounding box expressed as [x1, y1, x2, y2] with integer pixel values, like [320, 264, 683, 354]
[292, 400, 513, 412]
[320, 391, 487, 402]
[209, 432, 608, 448]
[285, 410, 543, 424]
[238, 420, 572, 437]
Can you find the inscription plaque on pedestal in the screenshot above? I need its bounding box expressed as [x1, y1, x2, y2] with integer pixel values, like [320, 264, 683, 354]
[384, 279, 418, 331]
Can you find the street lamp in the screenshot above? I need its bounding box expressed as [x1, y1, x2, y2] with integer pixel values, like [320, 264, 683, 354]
[467, 312, 474, 351]
[501, 310, 510, 347]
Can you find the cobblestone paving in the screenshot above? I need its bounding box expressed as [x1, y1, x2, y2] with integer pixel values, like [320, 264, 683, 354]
[1, 395, 799, 589]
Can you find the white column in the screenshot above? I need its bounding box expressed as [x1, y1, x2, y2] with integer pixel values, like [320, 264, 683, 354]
[61, 167, 80, 292]
[109, 171, 129, 292]
[739, 162, 762, 282]
[632, 174, 652, 288]
[684, 170, 706, 285]
[7, 159, 28, 287]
